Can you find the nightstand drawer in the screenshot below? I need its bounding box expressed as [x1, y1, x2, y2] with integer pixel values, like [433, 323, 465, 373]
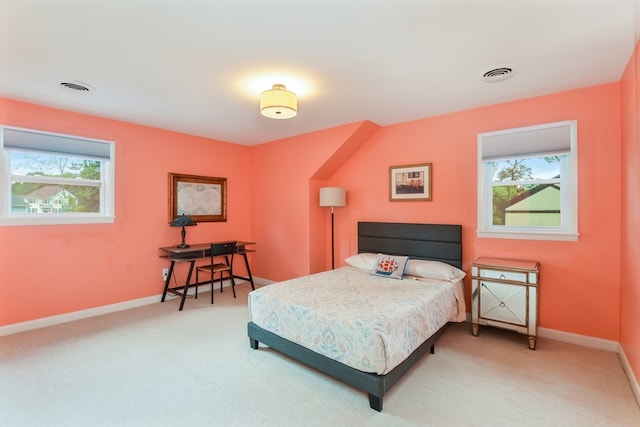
[479, 269, 528, 283]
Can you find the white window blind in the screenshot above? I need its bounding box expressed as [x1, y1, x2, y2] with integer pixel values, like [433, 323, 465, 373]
[2, 127, 111, 159]
[481, 121, 573, 161]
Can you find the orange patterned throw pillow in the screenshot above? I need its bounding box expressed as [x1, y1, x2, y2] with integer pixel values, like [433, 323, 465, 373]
[371, 253, 409, 280]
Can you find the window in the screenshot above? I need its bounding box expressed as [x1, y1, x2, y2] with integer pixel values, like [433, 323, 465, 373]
[0, 126, 115, 226]
[477, 120, 578, 241]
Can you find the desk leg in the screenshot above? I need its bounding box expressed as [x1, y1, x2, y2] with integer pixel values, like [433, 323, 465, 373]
[161, 261, 176, 302]
[179, 260, 196, 311]
[221, 255, 232, 293]
[242, 252, 255, 290]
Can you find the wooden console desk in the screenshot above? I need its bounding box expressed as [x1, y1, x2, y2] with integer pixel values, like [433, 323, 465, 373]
[159, 241, 255, 310]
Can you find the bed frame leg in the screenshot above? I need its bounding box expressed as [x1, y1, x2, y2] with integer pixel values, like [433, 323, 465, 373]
[250, 337, 259, 349]
[368, 394, 383, 412]
[430, 344, 435, 354]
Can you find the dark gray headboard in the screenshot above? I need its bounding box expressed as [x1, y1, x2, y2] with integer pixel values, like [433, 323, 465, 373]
[358, 222, 462, 269]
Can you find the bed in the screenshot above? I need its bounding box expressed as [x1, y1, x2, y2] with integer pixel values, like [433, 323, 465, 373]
[247, 222, 464, 411]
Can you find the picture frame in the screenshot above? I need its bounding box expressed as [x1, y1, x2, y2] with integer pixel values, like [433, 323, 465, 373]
[168, 173, 227, 222]
[389, 163, 432, 201]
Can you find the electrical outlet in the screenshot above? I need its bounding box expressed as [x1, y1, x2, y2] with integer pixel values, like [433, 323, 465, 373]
[162, 268, 169, 281]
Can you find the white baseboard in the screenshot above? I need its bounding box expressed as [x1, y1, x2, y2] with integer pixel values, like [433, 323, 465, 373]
[0, 277, 268, 336]
[0, 294, 161, 336]
[538, 326, 619, 352]
[618, 343, 640, 406]
[462, 312, 619, 352]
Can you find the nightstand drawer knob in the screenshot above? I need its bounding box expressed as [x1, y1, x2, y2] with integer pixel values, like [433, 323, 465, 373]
[499, 274, 506, 280]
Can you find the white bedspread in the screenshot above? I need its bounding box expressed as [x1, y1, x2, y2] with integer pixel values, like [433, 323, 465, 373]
[248, 266, 466, 375]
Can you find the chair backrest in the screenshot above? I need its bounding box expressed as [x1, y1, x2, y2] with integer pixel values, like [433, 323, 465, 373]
[209, 241, 237, 261]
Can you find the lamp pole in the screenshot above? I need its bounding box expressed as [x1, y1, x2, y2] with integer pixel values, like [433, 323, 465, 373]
[330, 206, 336, 269]
[179, 225, 188, 248]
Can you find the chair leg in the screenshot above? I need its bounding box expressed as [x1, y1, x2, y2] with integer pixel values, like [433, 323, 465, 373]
[211, 271, 215, 304]
[195, 270, 199, 299]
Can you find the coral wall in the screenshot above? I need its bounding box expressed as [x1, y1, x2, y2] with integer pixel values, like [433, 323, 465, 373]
[619, 39, 640, 389]
[0, 98, 253, 325]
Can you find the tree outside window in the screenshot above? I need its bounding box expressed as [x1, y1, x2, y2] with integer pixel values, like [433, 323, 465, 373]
[490, 156, 561, 226]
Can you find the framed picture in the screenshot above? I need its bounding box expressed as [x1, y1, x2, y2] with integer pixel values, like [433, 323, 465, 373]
[389, 163, 432, 201]
[168, 173, 227, 222]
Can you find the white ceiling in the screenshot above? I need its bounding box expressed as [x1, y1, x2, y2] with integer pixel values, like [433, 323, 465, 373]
[1, 1, 638, 146]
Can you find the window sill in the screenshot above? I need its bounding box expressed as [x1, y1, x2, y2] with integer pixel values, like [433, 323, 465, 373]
[0, 215, 115, 226]
[477, 229, 579, 242]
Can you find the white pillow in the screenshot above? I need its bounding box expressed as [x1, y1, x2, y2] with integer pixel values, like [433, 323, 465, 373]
[404, 259, 466, 281]
[344, 253, 377, 270]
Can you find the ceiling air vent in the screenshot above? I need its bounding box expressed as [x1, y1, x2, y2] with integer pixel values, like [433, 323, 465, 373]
[60, 81, 94, 93]
[481, 65, 516, 83]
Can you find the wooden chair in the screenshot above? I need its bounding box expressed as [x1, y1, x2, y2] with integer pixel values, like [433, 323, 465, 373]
[195, 241, 237, 303]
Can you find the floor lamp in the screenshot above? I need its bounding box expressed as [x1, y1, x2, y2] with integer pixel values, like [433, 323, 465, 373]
[319, 187, 346, 269]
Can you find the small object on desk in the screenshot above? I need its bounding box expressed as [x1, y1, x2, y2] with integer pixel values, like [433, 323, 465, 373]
[169, 214, 197, 248]
[471, 257, 540, 350]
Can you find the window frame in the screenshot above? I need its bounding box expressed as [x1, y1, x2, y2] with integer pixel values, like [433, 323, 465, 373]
[477, 120, 579, 241]
[0, 125, 115, 226]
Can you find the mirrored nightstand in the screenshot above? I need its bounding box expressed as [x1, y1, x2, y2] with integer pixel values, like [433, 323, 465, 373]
[471, 257, 540, 350]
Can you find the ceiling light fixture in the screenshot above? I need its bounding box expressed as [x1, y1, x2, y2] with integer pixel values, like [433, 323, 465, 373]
[260, 84, 297, 119]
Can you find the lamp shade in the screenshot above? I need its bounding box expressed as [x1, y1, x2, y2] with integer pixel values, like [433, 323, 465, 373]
[319, 187, 346, 207]
[260, 84, 297, 119]
[169, 214, 197, 227]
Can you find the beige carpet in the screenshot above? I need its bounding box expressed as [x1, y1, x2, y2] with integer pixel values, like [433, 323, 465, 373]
[1, 285, 639, 427]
